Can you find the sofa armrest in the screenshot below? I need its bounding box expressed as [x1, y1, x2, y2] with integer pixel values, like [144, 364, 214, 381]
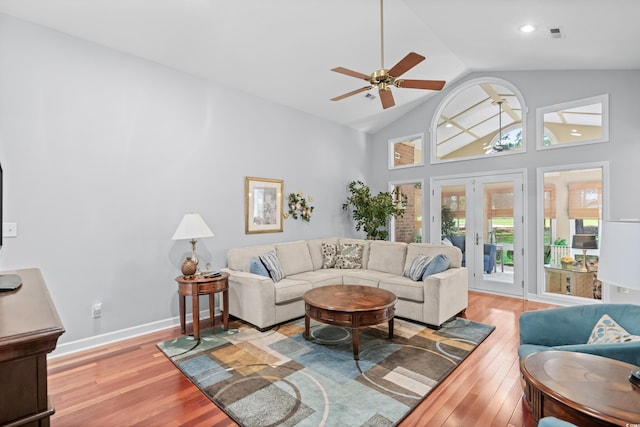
[221, 268, 277, 329]
[421, 267, 468, 326]
[551, 341, 640, 366]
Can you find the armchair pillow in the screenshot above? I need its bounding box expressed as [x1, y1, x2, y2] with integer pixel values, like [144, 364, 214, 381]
[588, 314, 640, 344]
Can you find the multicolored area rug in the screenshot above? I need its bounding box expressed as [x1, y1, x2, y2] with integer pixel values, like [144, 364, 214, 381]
[157, 317, 494, 427]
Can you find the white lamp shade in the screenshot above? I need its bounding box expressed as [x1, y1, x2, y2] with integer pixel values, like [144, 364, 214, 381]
[172, 213, 214, 240]
[597, 221, 640, 290]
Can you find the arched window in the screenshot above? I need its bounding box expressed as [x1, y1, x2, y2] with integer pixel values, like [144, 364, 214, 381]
[430, 77, 527, 163]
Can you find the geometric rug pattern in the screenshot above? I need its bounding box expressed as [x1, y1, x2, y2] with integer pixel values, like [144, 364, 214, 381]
[157, 317, 494, 427]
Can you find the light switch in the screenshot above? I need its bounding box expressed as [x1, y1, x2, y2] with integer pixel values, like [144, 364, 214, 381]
[2, 223, 17, 237]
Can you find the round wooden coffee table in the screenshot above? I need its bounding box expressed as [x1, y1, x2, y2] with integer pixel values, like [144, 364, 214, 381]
[303, 285, 397, 360]
[520, 351, 640, 426]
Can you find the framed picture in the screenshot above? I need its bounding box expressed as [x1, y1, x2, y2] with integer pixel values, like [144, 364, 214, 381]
[245, 177, 284, 234]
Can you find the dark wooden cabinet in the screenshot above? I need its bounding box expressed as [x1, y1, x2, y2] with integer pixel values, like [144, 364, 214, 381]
[0, 269, 64, 427]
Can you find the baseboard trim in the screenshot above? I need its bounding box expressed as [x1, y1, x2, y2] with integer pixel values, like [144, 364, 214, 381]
[49, 309, 215, 359]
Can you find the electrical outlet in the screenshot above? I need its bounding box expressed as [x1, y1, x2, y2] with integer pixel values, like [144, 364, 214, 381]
[92, 302, 102, 318]
[2, 222, 17, 237]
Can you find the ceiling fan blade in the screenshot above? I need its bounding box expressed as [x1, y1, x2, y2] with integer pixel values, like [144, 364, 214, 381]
[330, 86, 372, 102]
[379, 88, 395, 109]
[396, 79, 446, 91]
[387, 52, 425, 78]
[331, 67, 371, 81]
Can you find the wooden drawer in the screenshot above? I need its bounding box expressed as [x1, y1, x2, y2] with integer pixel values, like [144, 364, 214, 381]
[359, 308, 394, 325]
[306, 306, 352, 324]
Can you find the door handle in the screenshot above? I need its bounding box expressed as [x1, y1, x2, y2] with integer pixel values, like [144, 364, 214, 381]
[475, 233, 480, 245]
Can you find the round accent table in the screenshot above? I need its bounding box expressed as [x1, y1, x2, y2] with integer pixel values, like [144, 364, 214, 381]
[303, 284, 397, 360]
[175, 272, 229, 340]
[520, 350, 640, 426]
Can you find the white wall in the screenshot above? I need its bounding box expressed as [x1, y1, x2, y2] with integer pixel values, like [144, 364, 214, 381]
[370, 70, 640, 304]
[0, 14, 369, 349]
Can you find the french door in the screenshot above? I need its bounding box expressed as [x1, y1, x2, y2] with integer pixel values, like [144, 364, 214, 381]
[431, 171, 525, 297]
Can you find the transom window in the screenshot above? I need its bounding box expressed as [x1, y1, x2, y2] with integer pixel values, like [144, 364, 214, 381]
[430, 77, 527, 163]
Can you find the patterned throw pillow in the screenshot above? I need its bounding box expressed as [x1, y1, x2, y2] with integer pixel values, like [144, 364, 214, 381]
[403, 255, 432, 281]
[259, 251, 285, 282]
[335, 243, 364, 269]
[321, 243, 338, 268]
[249, 257, 270, 277]
[588, 314, 640, 344]
[422, 254, 450, 279]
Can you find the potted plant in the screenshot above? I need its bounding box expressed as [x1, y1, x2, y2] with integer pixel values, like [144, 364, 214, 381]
[342, 180, 406, 240]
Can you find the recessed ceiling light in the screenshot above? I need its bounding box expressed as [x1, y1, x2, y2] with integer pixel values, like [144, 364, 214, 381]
[519, 24, 536, 33]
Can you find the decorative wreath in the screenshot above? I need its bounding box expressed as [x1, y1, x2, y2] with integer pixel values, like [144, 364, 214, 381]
[287, 192, 314, 221]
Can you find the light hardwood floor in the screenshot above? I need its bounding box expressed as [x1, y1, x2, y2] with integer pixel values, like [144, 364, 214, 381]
[47, 291, 556, 426]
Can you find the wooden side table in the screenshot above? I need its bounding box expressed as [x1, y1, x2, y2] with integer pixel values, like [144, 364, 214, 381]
[175, 272, 229, 340]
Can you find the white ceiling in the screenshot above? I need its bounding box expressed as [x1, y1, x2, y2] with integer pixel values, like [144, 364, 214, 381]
[1, 0, 639, 133]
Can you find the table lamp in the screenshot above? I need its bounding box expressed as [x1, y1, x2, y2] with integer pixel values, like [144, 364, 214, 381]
[597, 221, 640, 387]
[571, 234, 597, 272]
[172, 213, 214, 273]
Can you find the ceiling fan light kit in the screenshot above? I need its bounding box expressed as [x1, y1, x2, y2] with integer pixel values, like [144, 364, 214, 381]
[330, 0, 446, 110]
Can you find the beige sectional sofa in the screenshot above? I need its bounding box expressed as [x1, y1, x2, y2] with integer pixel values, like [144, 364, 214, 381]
[221, 238, 468, 330]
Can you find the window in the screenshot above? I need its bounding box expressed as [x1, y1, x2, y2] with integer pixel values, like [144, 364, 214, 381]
[388, 134, 424, 169]
[537, 94, 609, 150]
[430, 77, 527, 163]
[391, 181, 423, 243]
[537, 164, 607, 301]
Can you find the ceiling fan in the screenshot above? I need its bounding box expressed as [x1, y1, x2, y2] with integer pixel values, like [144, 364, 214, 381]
[330, 0, 446, 110]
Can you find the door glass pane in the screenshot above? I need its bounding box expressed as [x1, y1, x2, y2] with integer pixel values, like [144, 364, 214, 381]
[393, 182, 423, 243]
[483, 181, 514, 284]
[542, 168, 603, 300]
[441, 185, 467, 265]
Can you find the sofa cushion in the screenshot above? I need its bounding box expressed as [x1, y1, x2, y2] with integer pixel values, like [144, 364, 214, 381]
[307, 238, 340, 270]
[588, 314, 640, 344]
[250, 257, 270, 277]
[288, 270, 343, 287]
[422, 254, 450, 279]
[321, 243, 338, 268]
[336, 243, 364, 269]
[367, 241, 407, 275]
[341, 269, 397, 287]
[273, 278, 312, 304]
[259, 251, 285, 282]
[403, 255, 431, 281]
[379, 277, 424, 303]
[227, 244, 276, 272]
[275, 241, 314, 276]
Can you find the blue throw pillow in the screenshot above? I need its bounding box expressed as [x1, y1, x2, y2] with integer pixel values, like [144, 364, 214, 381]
[422, 254, 450, 279]
[250, 257, 270, 277]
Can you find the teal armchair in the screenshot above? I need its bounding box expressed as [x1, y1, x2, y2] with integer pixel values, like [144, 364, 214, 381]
[518, 304, 640, 366]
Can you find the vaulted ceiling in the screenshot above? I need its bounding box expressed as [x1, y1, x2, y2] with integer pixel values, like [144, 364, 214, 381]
[1, 0, 639, 133]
